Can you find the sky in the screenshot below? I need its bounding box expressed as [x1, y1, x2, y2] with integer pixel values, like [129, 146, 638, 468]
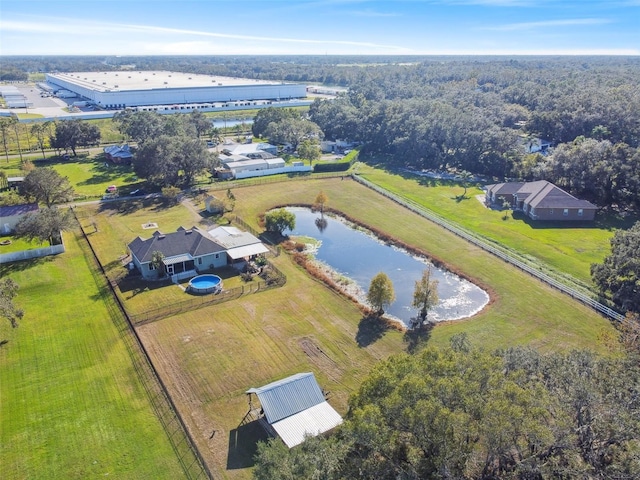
[1, 0, 639, 56]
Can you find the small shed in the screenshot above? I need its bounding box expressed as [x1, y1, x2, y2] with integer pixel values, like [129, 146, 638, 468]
[104, 144, 133, 164]
[246, 372, 343, 448]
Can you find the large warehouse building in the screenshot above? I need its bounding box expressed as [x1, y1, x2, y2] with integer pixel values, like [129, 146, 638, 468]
[45, 71, 307, 109]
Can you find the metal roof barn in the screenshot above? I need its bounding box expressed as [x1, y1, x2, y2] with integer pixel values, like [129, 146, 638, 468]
[246, 372, 343, 448]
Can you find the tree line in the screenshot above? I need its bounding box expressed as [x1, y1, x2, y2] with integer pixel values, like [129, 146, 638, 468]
[253, 336, 640, 480]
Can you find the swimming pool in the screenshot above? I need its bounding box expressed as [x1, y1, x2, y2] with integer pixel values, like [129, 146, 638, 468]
[188, 274, 223, 294]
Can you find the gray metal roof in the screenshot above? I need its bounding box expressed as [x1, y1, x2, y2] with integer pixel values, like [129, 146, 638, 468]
[247, 372, 326, 424]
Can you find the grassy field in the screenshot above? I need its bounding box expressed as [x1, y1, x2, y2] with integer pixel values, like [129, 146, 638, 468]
[356, 162, 638, 286]
[0, 230, 185, 479]
[1, 153, 143, 198]
[77, 176, 618, 479]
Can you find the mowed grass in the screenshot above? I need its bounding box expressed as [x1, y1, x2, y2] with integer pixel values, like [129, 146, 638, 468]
[75, 197, 210, 314]
[0, 230, 184, 479]
[75, 176, 618, 479]
[357, 163, 638, 285]
[38, 155, 141, 198]
[0, 152, 142, 198]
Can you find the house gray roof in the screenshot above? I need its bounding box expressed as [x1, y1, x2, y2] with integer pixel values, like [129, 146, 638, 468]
[486, 182, 525, 196]
[0, 203, 38, 217]
[128, 226, 225, 264]
[246, 372, 326, 424]
[518, 181, 597, 210]
[104, 144, 132, 159]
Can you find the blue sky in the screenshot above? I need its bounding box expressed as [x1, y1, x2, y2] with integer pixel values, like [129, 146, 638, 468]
[1, 0, 639, 56]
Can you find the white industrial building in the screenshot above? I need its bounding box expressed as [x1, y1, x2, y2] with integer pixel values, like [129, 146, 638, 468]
[45, 71, 306, 109]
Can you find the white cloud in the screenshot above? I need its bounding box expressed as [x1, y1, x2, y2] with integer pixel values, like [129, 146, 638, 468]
[349, 9, 402, 17]
[0, 17, 409, 52]
[483, 18, 612, 31]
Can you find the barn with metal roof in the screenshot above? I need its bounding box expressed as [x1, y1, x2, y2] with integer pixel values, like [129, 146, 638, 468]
[246, 372, 343, 448]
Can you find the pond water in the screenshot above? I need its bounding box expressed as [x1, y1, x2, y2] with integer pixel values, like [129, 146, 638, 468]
[285, 207, 489, 327]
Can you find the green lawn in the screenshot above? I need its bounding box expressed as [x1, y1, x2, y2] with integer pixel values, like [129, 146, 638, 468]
[1, 152, 143, 199]
[356, 163, 638, 286]
[77, 176, 619, 479]
[0, 235, 42, 253]
[0, 230, 185, 479]
[37, 155, 142, 198]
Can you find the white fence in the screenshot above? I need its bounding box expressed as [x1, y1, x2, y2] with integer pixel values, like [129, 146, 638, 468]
[352, 174, 625, 322]
[233, 165, 313, 180]
[0, 242, 65, 264]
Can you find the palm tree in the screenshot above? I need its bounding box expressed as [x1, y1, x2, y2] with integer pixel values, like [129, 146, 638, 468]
[459, 170, 473, 199]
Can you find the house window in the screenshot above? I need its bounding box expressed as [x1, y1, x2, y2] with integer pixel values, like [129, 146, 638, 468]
[149, 263, 156, 270]
[563, 209, 569, 216]
[198, 257, 202, 265]
[215, 253, 219, 259]
[578, 209, 584, 216]
[549, 209, 554, 215]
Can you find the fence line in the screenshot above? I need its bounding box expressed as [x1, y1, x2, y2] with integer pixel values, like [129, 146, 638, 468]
[128, 266, 286, 326]
[71, 210, 212, 479]
[352, 174, 624, 322]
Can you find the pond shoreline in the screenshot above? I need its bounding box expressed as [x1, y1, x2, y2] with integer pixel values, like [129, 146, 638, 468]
[281, 205, 492, 328]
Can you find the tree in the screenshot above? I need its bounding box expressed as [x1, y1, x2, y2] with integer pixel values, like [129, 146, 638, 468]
[14, 206, 74, 245]
[50, 119, 100, 156]
[252, 107, 300, 138]
[187, 110, 211, 139]
[264, 209, 295, 236]
[11, 116, 23, 163]
[500, 195, 511, 220]
[22, 167, 74, 207]
[298, 139, 322, 166]
[0, 117, 13, 162]
[591, 221, 640, 313]
[133, 135, 215, 187]
[31, 121, 52, 159]
[0, 278, 24, 328]
[264, 117, 322, 150]
[457, 170, 473, 199]
[113, 110, 164, 144]
[367, 272, 395, 314]
[411, 267, 439, 326]
[161, 186, 181, 205]
[150, 251, 165, 277]
[254, 345, 640, 480]
[314, 190, 328, 214]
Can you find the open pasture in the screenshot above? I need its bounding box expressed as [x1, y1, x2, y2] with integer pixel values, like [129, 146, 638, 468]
[80, 176, 618, 478]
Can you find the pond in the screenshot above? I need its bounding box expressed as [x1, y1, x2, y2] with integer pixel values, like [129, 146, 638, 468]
[284, 207, 489, 327]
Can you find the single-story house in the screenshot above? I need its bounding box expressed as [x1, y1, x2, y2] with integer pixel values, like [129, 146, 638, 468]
[128, 226, 227, 280]
[222, 142, 278, 157]
[320, 139, 355, 154]
[246, 372, 343, 448]
[524, 138, 552, 154]
[222, 158, 286, 176]
[104, 144, 133, 164]
[1, 203, 39, 234]
[485, 180, 598, 221]
[218, 153, 248, 164]
[207, 225, 269, 267]
[128, 225, 270, 280]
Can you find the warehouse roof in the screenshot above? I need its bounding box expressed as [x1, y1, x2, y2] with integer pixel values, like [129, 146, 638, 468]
[47, 71, 285, 93]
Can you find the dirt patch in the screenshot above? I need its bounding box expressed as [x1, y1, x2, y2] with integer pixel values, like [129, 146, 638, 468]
[298, 337, 343, 379]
